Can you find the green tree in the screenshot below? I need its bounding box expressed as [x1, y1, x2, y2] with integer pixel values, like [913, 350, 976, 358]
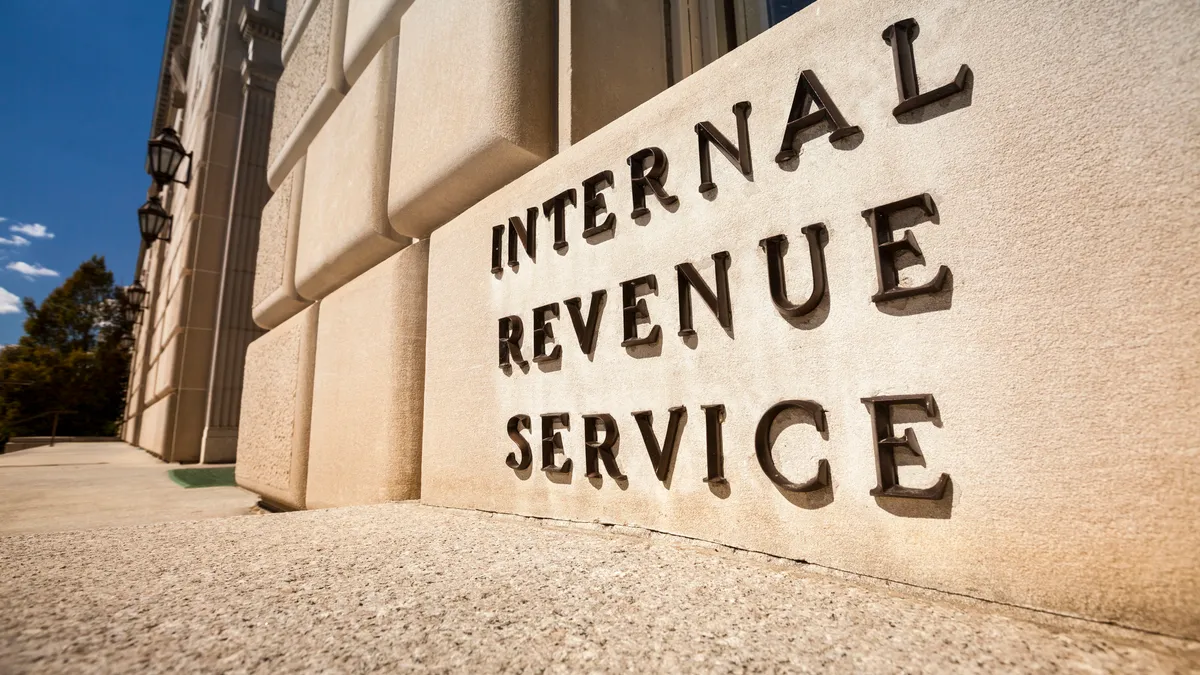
[0, 256, 134, 440]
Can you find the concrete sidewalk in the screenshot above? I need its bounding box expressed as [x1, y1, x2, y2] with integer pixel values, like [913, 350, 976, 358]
[1, 503, 1195, 673]
[0, 442, 258, 534]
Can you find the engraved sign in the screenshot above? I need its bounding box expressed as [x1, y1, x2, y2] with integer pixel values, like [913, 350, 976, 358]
[482, 18, 974, 504]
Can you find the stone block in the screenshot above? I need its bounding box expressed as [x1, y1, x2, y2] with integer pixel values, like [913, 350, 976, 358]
[419, 0, 1200, 640]
[168, 388, 207, 464]
[386, 0, 554, 239]
[306, 241, 428, 508]
[253, 158, 312, 329]
[178, 327, 215, 391]
[184, 269, 221, 329]
[559, 0, 669, 145]
[137, 394, 174, 459]
[189, 214, 226, 273]
[282, 0, 317, 64]
[294, 38, 408, 300]
[343, 0, 411, 86]
[236, 304, 319, 510]
[267, 0, 348, 191]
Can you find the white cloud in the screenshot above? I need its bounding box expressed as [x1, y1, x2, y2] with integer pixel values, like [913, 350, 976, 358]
[7, 261, 59, 280]
[9, 223, 53, 239]
[0, 235, 30, 246]
[0, 287, 20, 314]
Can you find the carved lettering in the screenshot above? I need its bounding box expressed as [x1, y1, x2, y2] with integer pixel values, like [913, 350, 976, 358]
[701, 404, 726, 484]
[498, 316, 527, 368]
[775, 70, 861, 164]
[755, 400, 830, 492]
[505, 414, 532, 470]
[676, 252, 732, 336]
[861, 394, 949, 500]
[620, 275, 661, 348]
[583, 413, 625, 479]
[696, 101, 752, 193]
[863, 193, 949, 303]
[759, 223, 828, 317]
[882, 18, 971, 117]
[564, 290, 606, 356]
[543, 189, 577, 252]
[506, 207, 538, 268]
[531, 303, 562, 363]
[541, 413, 572, 474]
[632, 407, 687, 482]
[582, 170, 616, 238]
[627, 147, 679, 218]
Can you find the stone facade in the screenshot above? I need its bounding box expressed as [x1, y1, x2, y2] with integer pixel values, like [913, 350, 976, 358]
[236, 303, 318, 509]
[294, 36, 407, 300]
[305, 241, 428, 508]
[252, 158, 311, 328]
[386, 0, 555, 239]
[122, 0, 285, 463]
[147, 0, 1197, 642]
[268, 0, 347, 191]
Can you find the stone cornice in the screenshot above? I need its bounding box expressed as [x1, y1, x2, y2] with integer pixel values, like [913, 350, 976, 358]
[149, 0, 191, 139]
[239, 1, 284, 88]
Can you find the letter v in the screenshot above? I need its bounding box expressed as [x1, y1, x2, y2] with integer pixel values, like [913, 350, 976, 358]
[564, 290, 606, 356]
[632, 407, 687, 482]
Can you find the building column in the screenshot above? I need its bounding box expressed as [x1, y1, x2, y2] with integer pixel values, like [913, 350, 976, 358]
[200, 1, 283, 463]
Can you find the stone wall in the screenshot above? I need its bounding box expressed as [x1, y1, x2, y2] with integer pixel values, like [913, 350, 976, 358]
[238, 0, 663, 506]
[124, 0, 284, 463]
[237, 0, 1200, 641]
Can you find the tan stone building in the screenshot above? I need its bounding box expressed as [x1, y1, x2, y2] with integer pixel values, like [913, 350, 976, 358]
[133, 0, 1200, 643]
[122, 0, 285, 463]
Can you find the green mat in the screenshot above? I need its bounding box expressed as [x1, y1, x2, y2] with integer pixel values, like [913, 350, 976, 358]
[168, 466, 237, 488]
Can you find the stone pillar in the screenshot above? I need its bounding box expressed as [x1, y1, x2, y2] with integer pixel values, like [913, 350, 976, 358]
[200, 1, 283, 463]
[557, 0, 670, 149]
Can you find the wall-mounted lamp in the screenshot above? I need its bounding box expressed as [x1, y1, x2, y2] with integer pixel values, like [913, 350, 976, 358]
[138, 196, 173, 244]
[125, 280, 148, 308]
[146, 127, 193, 188]
[122, 280, 146, 326]
[121, 301, 142, 326]
[119, 333, 135, 351]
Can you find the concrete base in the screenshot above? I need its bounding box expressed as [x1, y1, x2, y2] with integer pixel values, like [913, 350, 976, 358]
[0, 503, 1194, 672]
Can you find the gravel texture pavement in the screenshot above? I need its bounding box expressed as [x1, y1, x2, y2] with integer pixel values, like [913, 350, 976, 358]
[1, 503, 1196, 673]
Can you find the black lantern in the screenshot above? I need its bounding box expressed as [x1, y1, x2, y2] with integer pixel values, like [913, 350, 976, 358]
[138, 196, 172, 244]
[146, 127, 192, 188]
[125, 280, 148, 308]
[121, 301, 142, 326]
[119, 333, 135, 351]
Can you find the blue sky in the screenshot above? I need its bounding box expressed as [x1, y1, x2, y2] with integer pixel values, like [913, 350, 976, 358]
[0, 3, 168, 344]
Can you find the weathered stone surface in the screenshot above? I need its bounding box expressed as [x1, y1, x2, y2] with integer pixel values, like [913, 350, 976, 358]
[282, 0, 317, 65]
[268, 0, 348, 191]
[343, 0, 411, 86]
[306, 241, 428, 508]
[419, 0, 1200, 640]
[386, 0, 554, 239]
[295, 37, 407, 300]
[253, 158, 312, 329]
[2, 504, 1197, 673]
[236, 304, 319, 510]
